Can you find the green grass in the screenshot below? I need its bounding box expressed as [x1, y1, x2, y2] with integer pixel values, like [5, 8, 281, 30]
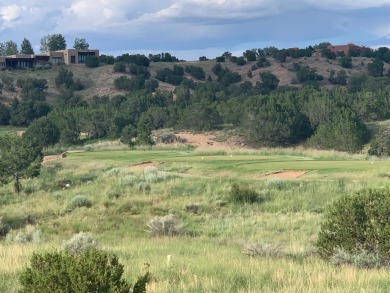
[1, 147, 390, 292]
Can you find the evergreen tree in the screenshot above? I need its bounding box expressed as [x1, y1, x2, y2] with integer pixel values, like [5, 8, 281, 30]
[73, 38, 89, 50]
[0, 135, 42, 193]
[20, 38, 34, 54]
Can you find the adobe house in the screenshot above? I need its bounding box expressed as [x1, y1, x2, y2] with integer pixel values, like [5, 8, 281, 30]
[328, 43, 367, 56]
[0, 49, 99, 70]
[311, 44, 367, 57]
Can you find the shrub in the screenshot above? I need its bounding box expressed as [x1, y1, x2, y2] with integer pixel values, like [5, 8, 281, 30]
[67, 195, 92, 211]
[147, 214, 183, 236]
[185, 203, 200, 214]
[368, 125, 390, 156]
[85, 55, 100, 68]
[317, 188, 390, 262]
[229, 184, 265, 204]
[265, 178, 285, 190]
[63, 232, 98, 255]
[19, 248, 150, 293]
[155, 133, 186, 144]
[185, 65, 205, 80]
[0, 217, 9, 237]
[114, 62, 127, 73]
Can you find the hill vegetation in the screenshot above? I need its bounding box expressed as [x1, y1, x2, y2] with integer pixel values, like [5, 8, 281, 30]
[1, 44, 390, 153]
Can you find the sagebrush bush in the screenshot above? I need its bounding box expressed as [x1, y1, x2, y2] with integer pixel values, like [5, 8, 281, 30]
[67, 195, 92, 211]
[242, 242, 285, 258]
[147, 214, 183, 236]
[317, 188, 390, 262]
[229, 184, 266, 204]
[63, 232, 98, 255]
[6, 225, 46, 244]
[19, 248, 150, 293]
[144, 166, 169, 183]
[331, 247, 384, 269]
[121, 175, 140, 186]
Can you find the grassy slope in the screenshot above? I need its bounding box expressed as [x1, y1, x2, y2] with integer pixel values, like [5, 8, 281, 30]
[1, 147, 390, 292]
[1, 55, 389, 104]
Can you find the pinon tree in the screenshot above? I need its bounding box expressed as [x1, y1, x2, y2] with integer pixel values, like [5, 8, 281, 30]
[0, 135, 42, 193]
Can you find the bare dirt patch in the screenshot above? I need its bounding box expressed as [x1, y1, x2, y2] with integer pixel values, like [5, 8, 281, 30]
[262, 171, 307, 179]
[131, 161, 160, 169]
[175, 132, 227, 148]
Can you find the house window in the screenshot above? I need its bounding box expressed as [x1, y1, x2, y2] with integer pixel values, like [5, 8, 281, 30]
[18, 60, 31, 68]
[52, 57, 63, 64]
[78, 52, 95, 64]
[71, 56, 76, 64]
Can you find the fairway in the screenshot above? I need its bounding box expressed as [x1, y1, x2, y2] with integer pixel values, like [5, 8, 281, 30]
[68, 149, 390, 181]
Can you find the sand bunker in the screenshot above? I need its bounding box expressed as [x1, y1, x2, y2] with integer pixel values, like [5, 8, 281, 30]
[263, 171, 307, 179]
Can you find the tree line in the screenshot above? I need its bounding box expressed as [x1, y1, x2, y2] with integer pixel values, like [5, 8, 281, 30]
[0, 35, 89, 56]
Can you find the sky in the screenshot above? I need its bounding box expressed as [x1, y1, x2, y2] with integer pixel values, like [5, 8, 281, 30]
[1, 0, 390, 60]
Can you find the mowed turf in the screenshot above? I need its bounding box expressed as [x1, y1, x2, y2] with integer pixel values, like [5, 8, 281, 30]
[67, 150, 390, 181]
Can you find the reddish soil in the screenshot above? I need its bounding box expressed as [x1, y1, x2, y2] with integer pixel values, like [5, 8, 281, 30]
[42, 155, 60, 163]
[262, 171, 307, 179]
[175, 132, 227, 148]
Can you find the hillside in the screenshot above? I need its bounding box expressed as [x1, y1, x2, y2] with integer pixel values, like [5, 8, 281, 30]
[0, 55, 387, 103]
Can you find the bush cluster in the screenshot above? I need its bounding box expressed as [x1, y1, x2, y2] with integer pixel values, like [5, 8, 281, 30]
[147, 214, 183, 236]
[229, 183, 266, 204]
[6, 225, 46, 244]
[67, 195, 92, 211]
[19, 248, 150, 293]
[0, 217, 10, 237]
[317, 188, 390, 264]
[63, 232, 98, 255]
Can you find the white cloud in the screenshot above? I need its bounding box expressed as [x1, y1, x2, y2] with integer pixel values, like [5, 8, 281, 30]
[303, 0, 390, 9]
[0, 0, 390, 58]
[0, 4, 26, 23]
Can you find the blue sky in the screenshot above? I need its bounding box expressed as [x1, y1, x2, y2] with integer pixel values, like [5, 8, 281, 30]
[1, 0, 390, 60]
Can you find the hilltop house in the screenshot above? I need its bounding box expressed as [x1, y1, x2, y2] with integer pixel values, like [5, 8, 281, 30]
[0, 49, 99, 70]
[313, 43, 367, 57]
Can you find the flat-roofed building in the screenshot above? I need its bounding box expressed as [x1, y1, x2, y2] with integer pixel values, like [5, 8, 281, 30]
[0, 49, 99, 70]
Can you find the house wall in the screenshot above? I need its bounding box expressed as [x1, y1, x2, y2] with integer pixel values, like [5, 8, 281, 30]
[60, 49, 99, 65]
[0, 49, 100, 69]
[0, 57, 6, 70]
